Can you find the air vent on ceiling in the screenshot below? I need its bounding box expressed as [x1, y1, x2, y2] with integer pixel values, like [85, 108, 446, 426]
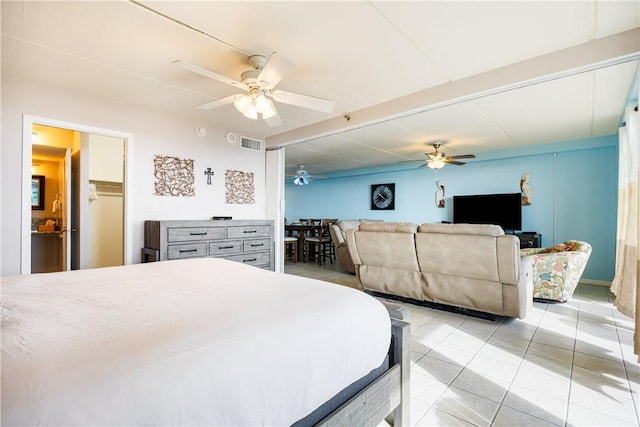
[240, 136, 262, 152]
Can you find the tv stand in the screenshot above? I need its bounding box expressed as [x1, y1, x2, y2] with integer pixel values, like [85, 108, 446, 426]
[516, 232, 541, 249]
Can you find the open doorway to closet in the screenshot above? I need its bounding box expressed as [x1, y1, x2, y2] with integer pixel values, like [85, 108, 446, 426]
[22, 116, 131, 274]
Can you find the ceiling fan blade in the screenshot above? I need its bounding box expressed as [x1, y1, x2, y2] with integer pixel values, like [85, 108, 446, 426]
[265, 113, 283, 128]
[446, 160, 466, 166]
[258, 53, 295, 88]
[270, 90, 335, 113]
[173, 60, 246, 90]
[195, 94, 241, 110]
[448, 154, 476, 159]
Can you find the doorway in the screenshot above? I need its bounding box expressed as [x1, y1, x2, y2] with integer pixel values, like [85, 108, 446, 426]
[21, 116, 133, 274]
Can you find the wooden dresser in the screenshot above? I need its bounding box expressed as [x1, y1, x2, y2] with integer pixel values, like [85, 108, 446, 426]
[144, 220, 274, 270]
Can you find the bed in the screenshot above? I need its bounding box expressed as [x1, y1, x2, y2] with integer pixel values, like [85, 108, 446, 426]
[1, 257, 409, 426]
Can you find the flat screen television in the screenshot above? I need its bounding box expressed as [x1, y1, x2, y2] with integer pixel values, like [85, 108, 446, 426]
[453, 193, 522, 231]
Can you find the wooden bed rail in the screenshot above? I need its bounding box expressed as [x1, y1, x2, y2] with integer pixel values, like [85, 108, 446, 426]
[315, 319, 410, 426]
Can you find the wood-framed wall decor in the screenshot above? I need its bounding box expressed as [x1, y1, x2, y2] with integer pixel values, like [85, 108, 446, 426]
[225, 169, 255, 204]
[31, 175, 45, 210]
[371, 183, 395, 210]
[153, 155, 195, 197]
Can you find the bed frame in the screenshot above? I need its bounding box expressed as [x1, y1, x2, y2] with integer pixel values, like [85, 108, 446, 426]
[315, 318, 410, 426]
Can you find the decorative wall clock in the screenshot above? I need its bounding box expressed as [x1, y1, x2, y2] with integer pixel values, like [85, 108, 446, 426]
[371, 183, 395, 210]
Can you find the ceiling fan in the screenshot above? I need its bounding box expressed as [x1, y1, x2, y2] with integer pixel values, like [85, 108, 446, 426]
[173, 53, 335, 127]
[406, 142, 476, 169]
[287, 165, 326, 186]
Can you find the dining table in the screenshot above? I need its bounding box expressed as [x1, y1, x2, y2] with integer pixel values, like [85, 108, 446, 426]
[285, 222, 324, 262]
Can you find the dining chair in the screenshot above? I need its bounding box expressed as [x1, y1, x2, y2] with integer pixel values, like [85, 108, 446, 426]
[304, 219, 336, 265]
[283, 236, 298, 263]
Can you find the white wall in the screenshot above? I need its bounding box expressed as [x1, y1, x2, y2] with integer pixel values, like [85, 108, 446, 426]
[1, 75, 267, 275]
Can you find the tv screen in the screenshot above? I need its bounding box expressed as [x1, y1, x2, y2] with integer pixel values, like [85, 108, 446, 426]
[453, 193, 522, 231]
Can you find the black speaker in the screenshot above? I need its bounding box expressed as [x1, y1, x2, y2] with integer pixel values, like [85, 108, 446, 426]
[518, 232, 541, 249]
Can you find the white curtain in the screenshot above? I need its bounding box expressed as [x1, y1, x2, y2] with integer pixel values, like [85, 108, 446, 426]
[611, 104, 639, 361]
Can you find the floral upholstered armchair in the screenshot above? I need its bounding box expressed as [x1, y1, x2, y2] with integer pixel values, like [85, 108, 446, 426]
[520, 240, 592, 302]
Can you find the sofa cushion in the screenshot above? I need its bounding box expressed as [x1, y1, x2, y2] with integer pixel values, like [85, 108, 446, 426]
[419, 223, 505, 236]
[360, 266, 423, 300]
[352, 231, 419, 271]
[421, 273, 505, 316]
[416, 233, 501, 282]
[359, 222, 418, 233]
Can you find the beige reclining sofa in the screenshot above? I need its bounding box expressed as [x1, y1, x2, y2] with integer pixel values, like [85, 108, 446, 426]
[346, 222, 534, 319]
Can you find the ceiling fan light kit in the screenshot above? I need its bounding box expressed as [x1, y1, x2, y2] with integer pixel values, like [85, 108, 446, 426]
[427, 159, 445, 169]
[233, 89, 277, 120]
[293, 175, 309, 186]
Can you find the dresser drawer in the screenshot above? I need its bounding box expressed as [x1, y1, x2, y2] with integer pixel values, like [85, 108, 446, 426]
[209, 240, 242, 256]
[167, 243, 207, 259]
[168, 227, 225, 242]
[243, 238, 271, 253]
[227, 225, 271, 239]
[226, 251, 270, 267]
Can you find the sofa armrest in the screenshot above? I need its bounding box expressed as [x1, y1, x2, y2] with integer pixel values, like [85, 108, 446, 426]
[497, 235, 521, 285]
[345, 229, 362, 265]
[329, 224, 345, 246]
[516, 255, 534, 318]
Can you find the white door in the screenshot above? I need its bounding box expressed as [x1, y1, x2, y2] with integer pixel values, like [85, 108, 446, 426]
[71, 137, 89, 270]
[63, 148, 72, 270]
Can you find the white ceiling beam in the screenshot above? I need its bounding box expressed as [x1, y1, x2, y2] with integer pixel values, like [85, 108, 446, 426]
[267, 28, 640, 149]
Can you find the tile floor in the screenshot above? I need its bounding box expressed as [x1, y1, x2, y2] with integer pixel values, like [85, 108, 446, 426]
[284, 261, 640, 427]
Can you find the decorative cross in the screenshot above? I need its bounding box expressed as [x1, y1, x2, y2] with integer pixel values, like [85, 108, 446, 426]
[204, 167, 214, 185]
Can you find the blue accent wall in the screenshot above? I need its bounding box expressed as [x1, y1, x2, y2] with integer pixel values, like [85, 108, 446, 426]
[285, 135, 618, 282]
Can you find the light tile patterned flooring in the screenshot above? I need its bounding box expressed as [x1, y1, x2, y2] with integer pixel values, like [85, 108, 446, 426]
[284, 261, 640, 426]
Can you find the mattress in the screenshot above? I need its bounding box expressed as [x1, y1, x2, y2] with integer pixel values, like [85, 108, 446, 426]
[1, 258, 391, 426]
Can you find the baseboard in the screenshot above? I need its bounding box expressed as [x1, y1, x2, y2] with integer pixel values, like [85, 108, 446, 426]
[580, 279, 611, 287]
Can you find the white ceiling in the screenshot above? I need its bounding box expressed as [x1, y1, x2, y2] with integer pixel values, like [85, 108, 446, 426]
[2, 1, 639, 177]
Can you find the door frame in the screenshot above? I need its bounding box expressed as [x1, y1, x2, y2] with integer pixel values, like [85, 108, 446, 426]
[21, 115, 133, 273]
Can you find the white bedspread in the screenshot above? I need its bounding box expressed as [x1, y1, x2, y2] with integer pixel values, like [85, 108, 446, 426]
[1, 258, 391, 426]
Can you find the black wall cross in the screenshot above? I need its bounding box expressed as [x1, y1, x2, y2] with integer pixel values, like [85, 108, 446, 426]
[204, 167, 214, 185]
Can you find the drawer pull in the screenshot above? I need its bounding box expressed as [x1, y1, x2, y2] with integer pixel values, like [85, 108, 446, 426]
[243, 230, 257, 234]
[190, 232, 207, 236]
[250, 243, 264, 247]
[243, 258, 257, 263]
[179, 249, 198, 253]
[218, 245, 235, 249]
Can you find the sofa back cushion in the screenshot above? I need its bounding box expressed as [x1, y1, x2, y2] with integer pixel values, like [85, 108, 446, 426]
[415, 233, 501, 282]
[419, 223, 505, 236]
[336, 220, 362, 234]
[359, 222, 418, 233]
[347, 226, 422, 299]
[353, 222, 419, 271]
